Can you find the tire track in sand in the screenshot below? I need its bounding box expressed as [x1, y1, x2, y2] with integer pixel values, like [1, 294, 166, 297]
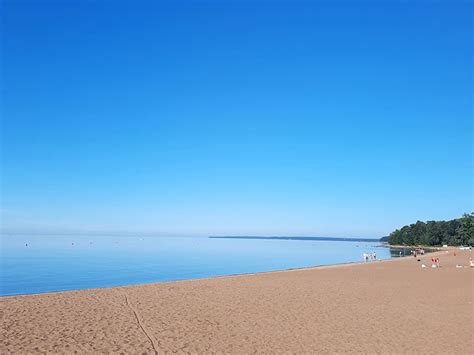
[124, 294, 159, 354]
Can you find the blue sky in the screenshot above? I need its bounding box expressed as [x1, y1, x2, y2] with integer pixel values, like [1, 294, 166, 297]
[1, 0, 472, 237]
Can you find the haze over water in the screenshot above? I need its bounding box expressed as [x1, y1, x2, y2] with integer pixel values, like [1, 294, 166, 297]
[1, 235, 398, 296]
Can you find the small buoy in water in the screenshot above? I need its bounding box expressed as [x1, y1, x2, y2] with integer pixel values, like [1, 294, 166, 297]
[25, 243, 28, 247]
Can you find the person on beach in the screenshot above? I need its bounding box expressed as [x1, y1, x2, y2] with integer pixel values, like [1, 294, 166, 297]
[373, 252, 376, 260]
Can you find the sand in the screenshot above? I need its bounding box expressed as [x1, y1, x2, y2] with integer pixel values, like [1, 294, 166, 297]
[1, 249, 472, 354]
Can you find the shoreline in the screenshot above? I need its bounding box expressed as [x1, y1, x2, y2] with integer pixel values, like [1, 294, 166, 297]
[377, 243, 443, 251]
[1, 250, 433, 299]
[2, 248, 471, 353]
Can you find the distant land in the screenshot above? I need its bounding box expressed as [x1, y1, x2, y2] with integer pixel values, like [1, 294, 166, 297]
[209, 236, 382, 243]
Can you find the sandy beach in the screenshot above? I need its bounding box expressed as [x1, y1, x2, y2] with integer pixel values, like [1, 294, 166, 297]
[1, 249, 472, 354]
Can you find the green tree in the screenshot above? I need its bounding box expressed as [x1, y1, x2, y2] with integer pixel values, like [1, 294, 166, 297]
[387, 213, 474, 246]
[457, 213, 474, 246]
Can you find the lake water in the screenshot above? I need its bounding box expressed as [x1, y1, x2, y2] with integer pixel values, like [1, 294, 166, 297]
[1, 235, 398, 296]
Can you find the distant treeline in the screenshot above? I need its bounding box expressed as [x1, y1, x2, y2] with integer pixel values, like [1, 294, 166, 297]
[388, 213, 474, 246]
[210, 236, 379, 243]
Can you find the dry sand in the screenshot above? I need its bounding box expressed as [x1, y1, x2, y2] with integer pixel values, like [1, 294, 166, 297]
[1, 249, 472, 354]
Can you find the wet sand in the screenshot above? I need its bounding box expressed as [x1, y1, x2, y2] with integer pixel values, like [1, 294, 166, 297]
[1, 249, 472, 353]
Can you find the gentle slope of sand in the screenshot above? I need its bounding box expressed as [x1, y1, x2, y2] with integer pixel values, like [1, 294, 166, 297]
[1, 249, 472, 353]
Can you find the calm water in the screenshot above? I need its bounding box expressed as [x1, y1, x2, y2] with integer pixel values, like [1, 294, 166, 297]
[1, 235, 396, 296]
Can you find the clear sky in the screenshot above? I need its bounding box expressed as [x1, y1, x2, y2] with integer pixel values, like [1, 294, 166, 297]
[1, 0, 472, 237]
